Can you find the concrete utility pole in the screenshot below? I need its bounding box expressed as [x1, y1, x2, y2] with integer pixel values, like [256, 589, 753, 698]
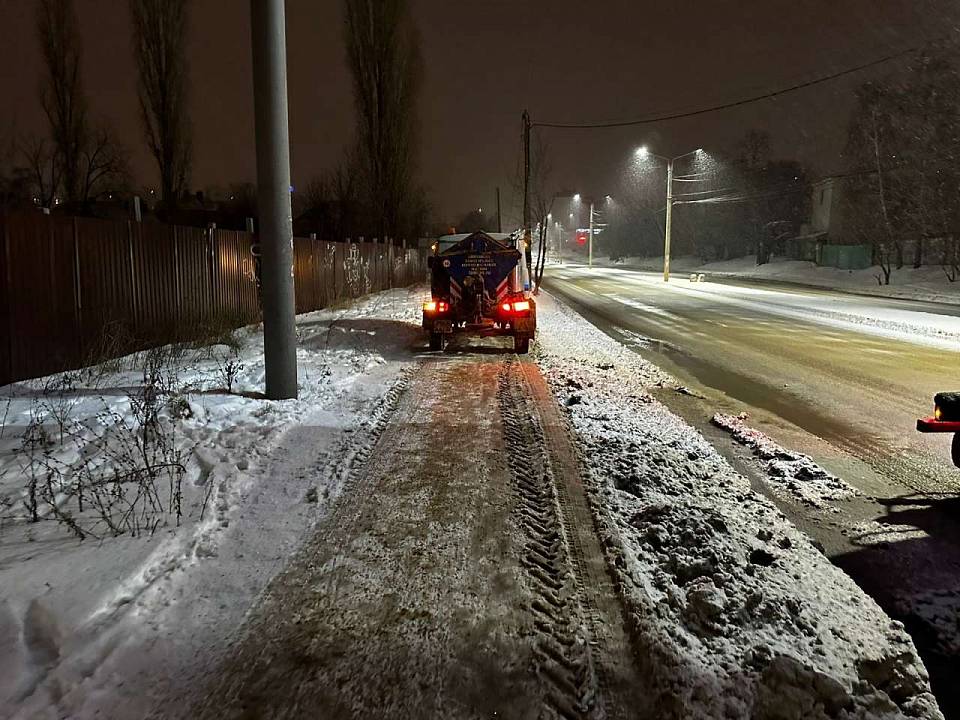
[522, 110, 532, 285]
[588, 202, 595, 268]
[251, 0, 298, 399]
[664, 158, 674, 282]
[636, 145, 701, 283]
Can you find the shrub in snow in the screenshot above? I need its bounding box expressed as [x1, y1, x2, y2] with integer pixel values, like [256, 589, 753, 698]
[8, 347, 187, 540]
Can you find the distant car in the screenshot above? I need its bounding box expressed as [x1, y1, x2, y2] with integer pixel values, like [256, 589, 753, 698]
[917, 392, 960, 467]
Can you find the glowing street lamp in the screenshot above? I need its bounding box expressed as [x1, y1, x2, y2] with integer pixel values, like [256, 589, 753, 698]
[635, 146, 704, 282]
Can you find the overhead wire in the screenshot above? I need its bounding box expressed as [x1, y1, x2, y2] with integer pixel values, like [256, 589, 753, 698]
[531, 35, 952, 130]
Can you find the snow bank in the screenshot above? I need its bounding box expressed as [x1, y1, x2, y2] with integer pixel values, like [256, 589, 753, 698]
[0, 287, 428, 719]
[534, 291, 943, 719]
[599, 255, 960, 306]
[711, 412, 860, 511]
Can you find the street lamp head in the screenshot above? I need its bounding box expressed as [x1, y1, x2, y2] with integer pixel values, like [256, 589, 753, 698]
[605, 195, 613, 203]
[572, 193, 581, 202]
[547, 213, 552, 220]
[636, 146, 649, 159]
[695, 148, 704, 154]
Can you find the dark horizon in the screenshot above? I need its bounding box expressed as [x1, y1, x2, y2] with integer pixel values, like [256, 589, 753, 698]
[2, 0, 958, 225]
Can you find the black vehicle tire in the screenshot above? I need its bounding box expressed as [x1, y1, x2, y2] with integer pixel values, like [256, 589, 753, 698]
[429, 332, 444, 351]
[952, 432, 960, 468]
[514, 335, 530, 354]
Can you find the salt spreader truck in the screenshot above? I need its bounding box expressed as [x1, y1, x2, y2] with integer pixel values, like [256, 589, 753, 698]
[917, 392, 960, 468]
[422, 231, 536, 353]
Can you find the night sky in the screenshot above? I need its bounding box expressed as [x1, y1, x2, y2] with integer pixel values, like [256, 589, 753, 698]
[1, 0, 958, 224]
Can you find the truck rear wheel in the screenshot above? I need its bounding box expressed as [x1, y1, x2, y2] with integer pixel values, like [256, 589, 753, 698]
[953, 433, 960, 468]
[513, 335, 530, 354]
[429, 332, 445, 351]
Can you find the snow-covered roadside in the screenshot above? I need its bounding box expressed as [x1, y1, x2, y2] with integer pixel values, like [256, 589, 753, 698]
[593, 254, 960, 306]
[534, 291, 943, 719]
[711, 412, 860, 512]
[0, 287, 427, 719]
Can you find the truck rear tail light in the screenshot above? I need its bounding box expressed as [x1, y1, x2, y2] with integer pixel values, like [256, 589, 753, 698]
[423, 301, 437, 312]
[501, 300, 531, 314]
[423, 300, 448, 313]
[437, 301, 448, 312]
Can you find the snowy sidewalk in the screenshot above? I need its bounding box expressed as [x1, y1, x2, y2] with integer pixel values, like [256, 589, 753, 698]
[191, 352, 648, 719]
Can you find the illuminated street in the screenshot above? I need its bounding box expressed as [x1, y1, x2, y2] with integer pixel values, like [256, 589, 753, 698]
[546, 262, 960, 714]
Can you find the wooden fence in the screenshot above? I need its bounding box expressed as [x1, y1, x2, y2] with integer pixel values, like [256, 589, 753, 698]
[0, 211, 428, 386]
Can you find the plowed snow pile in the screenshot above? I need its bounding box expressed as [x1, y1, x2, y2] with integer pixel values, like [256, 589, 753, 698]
[534, 291, 943, 719]
[711, 411, 860, 510]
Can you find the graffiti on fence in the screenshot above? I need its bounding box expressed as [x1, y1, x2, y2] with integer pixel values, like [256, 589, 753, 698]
[344, 243, 371, 297]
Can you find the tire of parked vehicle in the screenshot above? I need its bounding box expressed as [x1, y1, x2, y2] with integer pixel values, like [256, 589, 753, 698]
[429, 332, 444, 351]
[514, 335, 530, 354]
[952, 432, 960, 468]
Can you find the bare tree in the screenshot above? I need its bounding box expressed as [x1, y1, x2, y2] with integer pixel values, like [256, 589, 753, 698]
[36, 0, 87, 204]
[530, 140, 554, 292]
[19, 134, 61, 208]
[343, 0, 422, 241]
[512, 134, 553, 292]
[80, 125, 130, 204]
[844, 48, 960, 285]
[130, 0, 191, 211]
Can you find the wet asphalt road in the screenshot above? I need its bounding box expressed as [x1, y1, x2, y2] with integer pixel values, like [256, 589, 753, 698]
[544, 264, 960, 499]
[544, 263, 960, 717]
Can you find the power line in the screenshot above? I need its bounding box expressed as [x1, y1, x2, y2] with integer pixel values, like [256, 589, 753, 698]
[532, 39, 945, 130]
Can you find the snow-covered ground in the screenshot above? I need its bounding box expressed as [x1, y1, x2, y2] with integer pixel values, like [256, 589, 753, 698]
[0, 287, 427, 719]
[535, 291, 943, 719]
[0, 283, 948, 718]
[595, 254, 960, 306]
[711, 412, 860, 512]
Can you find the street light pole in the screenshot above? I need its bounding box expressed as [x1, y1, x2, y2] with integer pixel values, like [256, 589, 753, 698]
[636, 146, 702, 283]
[589, 202, 595, 268]
[664, 159, 673, 282]
[251, 0, 298, 399]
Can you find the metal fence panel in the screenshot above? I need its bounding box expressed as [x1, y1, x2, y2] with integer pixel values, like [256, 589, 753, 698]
[0, 210, 427, 386]
[0, 214, 11, 385]
[6, 214, 67, 379]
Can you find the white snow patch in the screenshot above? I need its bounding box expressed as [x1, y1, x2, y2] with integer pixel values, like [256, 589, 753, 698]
[711, 412, 860, 511]
[0, 286, 428, 719]
[535, 290, 943, 719]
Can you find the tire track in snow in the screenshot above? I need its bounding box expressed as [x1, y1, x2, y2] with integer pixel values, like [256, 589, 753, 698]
[497, 358, 600, 719]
